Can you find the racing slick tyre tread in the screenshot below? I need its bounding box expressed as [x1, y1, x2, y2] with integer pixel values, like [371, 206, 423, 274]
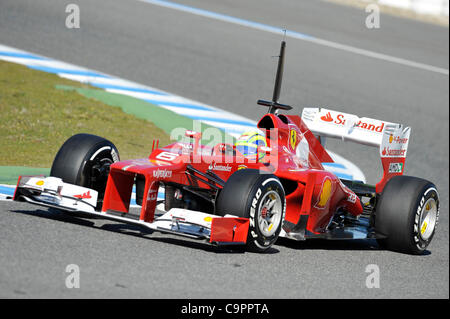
[215, 169, 285, 253]
[50, 133, 119, 210]
[374, 175, 439, 255]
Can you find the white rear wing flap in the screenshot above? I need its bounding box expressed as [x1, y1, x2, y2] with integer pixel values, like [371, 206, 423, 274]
[302, 108, 411, 192]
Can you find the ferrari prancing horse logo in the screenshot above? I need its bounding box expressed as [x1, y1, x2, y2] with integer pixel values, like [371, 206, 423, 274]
[290, 129, 297, 150]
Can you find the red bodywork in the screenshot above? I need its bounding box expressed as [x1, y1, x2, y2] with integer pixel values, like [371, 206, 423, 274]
[102, 113, 363, 242]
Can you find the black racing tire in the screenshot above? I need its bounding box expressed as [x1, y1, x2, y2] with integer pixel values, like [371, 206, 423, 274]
[215, 169, 285, 252]
[50, 133, 120, 209]
[374, 175, 439, 255]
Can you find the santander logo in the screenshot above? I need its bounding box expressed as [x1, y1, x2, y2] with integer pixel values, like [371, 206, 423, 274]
[382, 147, 406, 157]
[320, 112, 385, 133]
[208, 163, 232, 172]
[74, 191, 92, 199]
[320, 112, 333, 122]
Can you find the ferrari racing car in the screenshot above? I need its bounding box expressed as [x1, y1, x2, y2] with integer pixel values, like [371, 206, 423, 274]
[13, 41, 439, 254]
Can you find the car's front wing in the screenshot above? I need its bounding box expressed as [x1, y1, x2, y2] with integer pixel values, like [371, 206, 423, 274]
[13, 176, 250, 246]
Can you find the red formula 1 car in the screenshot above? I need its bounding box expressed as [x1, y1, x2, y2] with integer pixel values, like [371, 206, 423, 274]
[14, 42, 439, 254]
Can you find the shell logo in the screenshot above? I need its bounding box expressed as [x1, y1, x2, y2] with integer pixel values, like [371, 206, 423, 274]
[36, 180, 44, 186]
[315, 177, 333, 209]
[203, 216, 212, 222]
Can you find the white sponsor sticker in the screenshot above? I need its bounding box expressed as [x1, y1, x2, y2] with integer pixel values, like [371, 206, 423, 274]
[380, 125, 411, 158]
[208, 163, 232, 172]
[153, 169, 172, 179]
[388, 162, 403, 173]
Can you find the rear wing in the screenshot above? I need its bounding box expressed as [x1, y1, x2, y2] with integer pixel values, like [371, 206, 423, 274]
[301, 108, 411, 193]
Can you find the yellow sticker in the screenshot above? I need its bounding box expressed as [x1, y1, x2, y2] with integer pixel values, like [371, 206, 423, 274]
[316, 178, 332, 208]
[290, 129, 297, 150]
[421, 221, 428, 235]
[36, 180, 44, 186]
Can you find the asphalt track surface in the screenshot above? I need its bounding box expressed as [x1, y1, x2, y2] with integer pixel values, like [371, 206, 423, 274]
[0, 0, 448, 299]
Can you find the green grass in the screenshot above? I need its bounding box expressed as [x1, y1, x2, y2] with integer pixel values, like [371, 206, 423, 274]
[0, 60, 171, 167]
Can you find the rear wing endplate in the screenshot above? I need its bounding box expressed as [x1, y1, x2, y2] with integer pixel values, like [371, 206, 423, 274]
[302, 108, 411, 193]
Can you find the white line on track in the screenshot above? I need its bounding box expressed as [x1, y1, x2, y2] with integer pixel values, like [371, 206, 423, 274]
[138, 0, 449, 76]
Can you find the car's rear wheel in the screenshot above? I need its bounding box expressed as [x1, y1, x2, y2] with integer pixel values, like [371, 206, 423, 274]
[374, 175, 439, 255]
[50, 133, 119, 210]
[215, 169, 285, 252]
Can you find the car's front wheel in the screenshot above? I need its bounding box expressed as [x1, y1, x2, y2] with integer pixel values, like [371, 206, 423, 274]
[50, 133, 120, 210]
[215, 169, 285, 252]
